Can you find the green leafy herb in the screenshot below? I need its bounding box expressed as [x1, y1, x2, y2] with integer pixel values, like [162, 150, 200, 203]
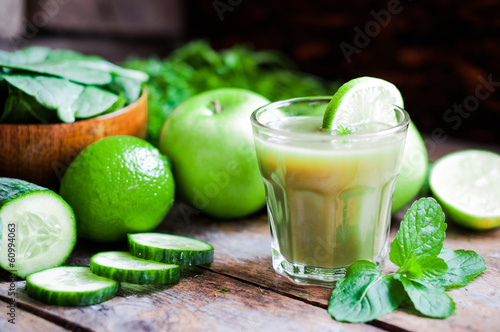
[337, 124, 357, 135]
[432, 248, 486, 289]
[398, 278, 455, 318]
[214, 288, 228, 297]
[0, 46, 51, 66]
[107, 76, 144, 104]
[1, 87, 58, 124]
[0, 46, 148, 124]
[396, 255, 448, 281]
[328, 261, 404, 323]
[123, 40, 341, 145]
[3, 74, 84, 123]
[389, 198, 447, 267]
[72, 86, 119, 119]
[328, 197, 486, 323]
[3, 75, 120, 123]
[2, 59, 113, 85]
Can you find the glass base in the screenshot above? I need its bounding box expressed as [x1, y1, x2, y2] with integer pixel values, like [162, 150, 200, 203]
[272, 248, 387, 287]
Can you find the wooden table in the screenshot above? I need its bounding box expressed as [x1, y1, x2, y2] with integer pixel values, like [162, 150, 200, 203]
[1, 137, 499, 332]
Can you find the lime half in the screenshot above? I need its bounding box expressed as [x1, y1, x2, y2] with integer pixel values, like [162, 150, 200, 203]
[430, 150, 500, 230]
[322, 77, 403, 130]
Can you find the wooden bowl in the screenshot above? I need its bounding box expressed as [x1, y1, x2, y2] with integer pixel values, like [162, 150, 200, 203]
[0, 91, 148, 191]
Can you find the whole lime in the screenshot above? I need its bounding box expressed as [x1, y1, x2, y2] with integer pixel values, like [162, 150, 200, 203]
[59, 136, 175, 242]
[392, 121, 429, 213]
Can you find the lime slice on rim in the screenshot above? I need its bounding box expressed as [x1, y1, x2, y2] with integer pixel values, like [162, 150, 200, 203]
[322, 76, 403, 130]
[430, 150, 500, 230]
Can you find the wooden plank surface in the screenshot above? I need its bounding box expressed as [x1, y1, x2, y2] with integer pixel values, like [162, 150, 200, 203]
[0, 300, 69, 332]
[0, 268, 381, 332]
[0, 136, 499, 331]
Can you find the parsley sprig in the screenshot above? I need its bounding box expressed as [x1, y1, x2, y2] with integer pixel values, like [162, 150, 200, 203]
[328, 197, 486, 322]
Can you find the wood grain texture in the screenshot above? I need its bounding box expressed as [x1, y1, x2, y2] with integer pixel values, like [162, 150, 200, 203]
[154, 204, 500, 332]
[0, 269, 381, 332]
[0, 91, 147, 190]
[0, 137, 498, 331]
[0, 302, 69, 332]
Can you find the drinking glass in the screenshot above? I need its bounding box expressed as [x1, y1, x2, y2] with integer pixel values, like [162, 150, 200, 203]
[250, 97, 409, 286]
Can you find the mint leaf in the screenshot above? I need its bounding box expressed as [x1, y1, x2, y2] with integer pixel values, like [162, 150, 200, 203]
[328, 261, 404, 323]
[397, 255, 448, 281]
[338, 124, 357, 135]
[398, 277, 455, 318]
[390, 198, 447, 267]
[430, 248, 487, 289]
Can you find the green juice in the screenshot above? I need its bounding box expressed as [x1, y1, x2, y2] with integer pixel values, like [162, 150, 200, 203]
[255, 116, 405, 271]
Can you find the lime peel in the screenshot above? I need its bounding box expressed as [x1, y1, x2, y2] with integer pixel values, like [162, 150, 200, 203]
[430, 149, 500, 230]
[322, 76, 403, 130]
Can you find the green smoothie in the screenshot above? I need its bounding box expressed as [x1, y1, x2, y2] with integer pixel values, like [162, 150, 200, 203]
[255, 116, 405, 269]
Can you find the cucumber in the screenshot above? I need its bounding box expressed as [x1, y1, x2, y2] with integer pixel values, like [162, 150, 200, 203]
[90, 251, 181, 284]
[128, 233, 214, 266]
[26, 266, 118, 306]
[0, 177, 76, 278]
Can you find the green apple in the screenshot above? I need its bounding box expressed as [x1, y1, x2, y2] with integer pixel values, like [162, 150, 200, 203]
[392, 121, 429, 213]
[159, 88, 270, 219]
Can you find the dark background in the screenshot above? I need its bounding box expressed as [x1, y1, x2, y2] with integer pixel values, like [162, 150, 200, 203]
[1, 0, 499, 145]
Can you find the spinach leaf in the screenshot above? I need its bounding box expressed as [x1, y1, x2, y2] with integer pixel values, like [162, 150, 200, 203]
[107, 76, 144, 104]
[84, 59, 148, 82]
[2, 74, 119, 122]
[3, 74, 84, 123]
[2, 59, 113, 85]
[2, 90, 38, 123]
[430, 248, 487, 289]
[1, 88, 58, 124]
[72, 86, 119, 119]
[0, 46, 51, 66]
[1, 52, 148, 87]
[328, 261, 404, 323]
[45, 49, 99, 61]
[0, 47, 148, 124]
[102, 93, 127, 115]
[390, 197, 447, 267]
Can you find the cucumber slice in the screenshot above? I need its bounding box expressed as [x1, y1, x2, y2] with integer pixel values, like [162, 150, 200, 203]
[90, 251, 180, 284]
[26, 266, 118, 306]
[0, 178, 76, 278]
[128, 233, 214, 266]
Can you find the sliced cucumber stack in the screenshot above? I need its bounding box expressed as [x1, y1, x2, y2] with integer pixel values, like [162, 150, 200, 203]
[0, 177, 76, 278]
[90, 251, 180, 284]
[128, 233, 214, 266]
[26, 266, 118, 306]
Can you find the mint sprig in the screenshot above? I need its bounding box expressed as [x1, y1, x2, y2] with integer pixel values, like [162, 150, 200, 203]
[337, 124, 357, 135]
[433, 248, 487, 289]
[328, 261, 404, 323]
[328, 197, 486, 323]
[390, 198, 447, 267]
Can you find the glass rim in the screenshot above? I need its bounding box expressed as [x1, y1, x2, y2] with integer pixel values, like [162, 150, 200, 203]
[250, 96, 410, 141]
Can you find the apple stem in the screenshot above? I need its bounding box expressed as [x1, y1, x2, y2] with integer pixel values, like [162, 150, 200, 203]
[212, 100, 222, 114]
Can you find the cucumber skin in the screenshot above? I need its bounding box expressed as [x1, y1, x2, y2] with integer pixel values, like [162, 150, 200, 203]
[0, 177, 77, 279]
[90, 259, 181, 285]
[128, 235, 214, 266]
[0, 177, 48, 208]
[26, 269, 118, 307]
